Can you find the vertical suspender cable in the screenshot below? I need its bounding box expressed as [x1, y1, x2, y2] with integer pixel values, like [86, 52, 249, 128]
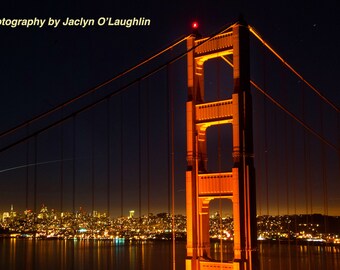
[171, 70, 176, 270]
[33, 135, 38, 231]
[72, 115, 76, 214]
[168, 64, 176, 270]
[262, 49, 270, 270]
[273, 105, 282, 270]
[282, 72, 292, 270]
[137, 80, 143, 270]
[338, 111, 340, 200]
[167, 67, 171, 216]
[107, 98, 111, 217]
[302, 85, 309, 217]
[273, 87, 279, 215]
[309, 135, 313, 217]
[120, 95, 124, 218]
[291, 121, 297, 217]
[138, 80, 142, 220]
[167, 67, 170, 215]
[91, 107, 95, 218]
[256, 135, 262, 216]
[291, 119, 299, 270]
[167, 64, 172, 268]
[256, 100, 262, 217]
[253, 51, 263, 267]
[285, 115, 289, 215]
[302, 83, 312, 269]
[262, 53, 269, 217]
[263, 95, 269, 218]
[320, 101, 329, 233]
[146, 80, 151, 218]
[60, 117, 64, 214]
[25, 126, 29, 211]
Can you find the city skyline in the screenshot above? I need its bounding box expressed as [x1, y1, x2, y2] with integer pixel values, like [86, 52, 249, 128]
[1, 203, 339, 245]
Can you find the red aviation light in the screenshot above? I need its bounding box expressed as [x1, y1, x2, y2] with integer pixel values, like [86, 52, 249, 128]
[192, 21, 199, 29]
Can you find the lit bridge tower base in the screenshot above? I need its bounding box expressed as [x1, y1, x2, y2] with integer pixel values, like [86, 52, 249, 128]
[185, 19, 259, 270]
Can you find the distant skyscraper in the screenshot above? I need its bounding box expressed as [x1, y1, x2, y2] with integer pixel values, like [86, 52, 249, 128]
[2, 212, 10, 222]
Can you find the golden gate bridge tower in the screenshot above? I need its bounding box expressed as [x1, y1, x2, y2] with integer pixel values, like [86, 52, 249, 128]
[185, 19, 259, 270]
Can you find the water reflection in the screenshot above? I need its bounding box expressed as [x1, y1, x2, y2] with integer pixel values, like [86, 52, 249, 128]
[3, 239, 185, 270]
[210, 240, 234, 262]
[259, 241, 340, 270]
[0, 239, 339, 270]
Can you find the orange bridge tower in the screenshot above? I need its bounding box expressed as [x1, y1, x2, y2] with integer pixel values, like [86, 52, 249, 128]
[185, 19, 258, 270]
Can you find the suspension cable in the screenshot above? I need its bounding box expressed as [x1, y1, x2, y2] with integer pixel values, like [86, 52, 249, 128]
[120, 95, 124, 218]
[302, 84, 312, 269]
[72, 116, 76, 214]
[106, 98, 111, 217]
[221, 53, 337, 151]
[281, 70, 293, 269]
[261, 52, 270, 217]
[146, 79, 150, 218]
[0, 23, 236, 154]
[167, 67, 171, 215]
[0, 35, 191, 140]
[320, 100, 329, 232]
[33, 135, 38, 219]
[168, 63, 176, 270]
[248, 25, 339, 113]
[60, 117, 64, 214]
[251, 80, 338, 151]
[138, 80, 142, 220]
[91, 106, 95, 218]
[25, 126, 30, 211]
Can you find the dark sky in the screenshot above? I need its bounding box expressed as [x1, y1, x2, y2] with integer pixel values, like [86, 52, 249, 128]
[0, 1, 339, 217]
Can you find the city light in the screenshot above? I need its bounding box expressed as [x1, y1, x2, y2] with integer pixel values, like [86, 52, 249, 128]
[0, 205, 339, 244]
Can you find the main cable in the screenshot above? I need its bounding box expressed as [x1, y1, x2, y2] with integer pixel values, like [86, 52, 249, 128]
[249, 25, 339, 113]
[0, 34, 191, 140]
[0, 23, 236, 154]
[221, 56, 338, 151]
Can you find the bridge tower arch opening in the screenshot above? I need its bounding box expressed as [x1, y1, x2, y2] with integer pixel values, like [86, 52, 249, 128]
[185, 19, 259, 270]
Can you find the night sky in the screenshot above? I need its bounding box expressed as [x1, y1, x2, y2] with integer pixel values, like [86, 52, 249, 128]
[0, 1, 339, 217]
